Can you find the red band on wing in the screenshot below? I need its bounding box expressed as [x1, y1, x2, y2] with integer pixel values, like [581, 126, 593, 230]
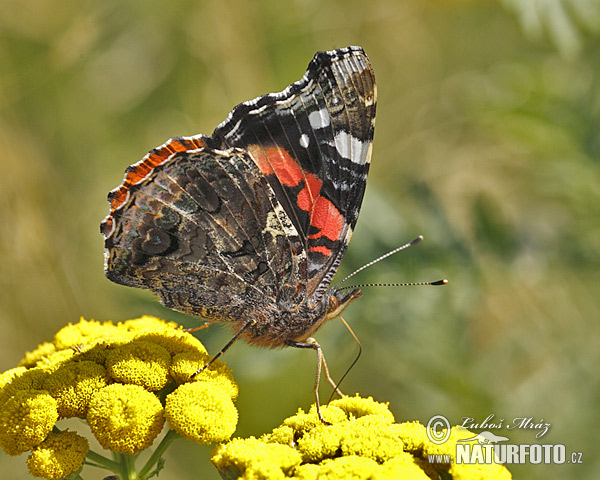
[309, 245, 332, 256]
[248, 145, 346, 253]
[307, 196, 345, 242]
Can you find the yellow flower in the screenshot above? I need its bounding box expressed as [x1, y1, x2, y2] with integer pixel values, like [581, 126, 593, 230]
[43, 360, 109, 417]
[314, 455, 380, 479]
[53, 318, 123, 351]
[120, 315, 179, 333]
[419, 425, 513, 480]
[125, 316, 208, 355]
[165, 381, 238, 444]
[212, 437, 302, 480]
[330, 394, 395, 422]
[106, 339, 171, 391]
[1, 315, 242, 479]
[449, 461, 513, 480]
[296, 413, 403, 463]
[33, 349, 77, 372]
[26, 431, 89, 480]
[282, 404, 347, 434]
[170, 350, 238, 400]
[379, 453, 432, 479]
[395, 420, 429, 452]
[0, 367, 49, 407]
[337, 415, 405, 461]
[87, 383, 165, 455]
[262, 425, 295, 446]
[0, 366, 28, 390]
[211, 395, 512, 480]
[0, 390, 59, 456]
[19, 343, 56, 369]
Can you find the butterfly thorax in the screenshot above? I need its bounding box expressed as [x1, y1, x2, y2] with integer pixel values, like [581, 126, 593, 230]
[236, 287, 362, 348]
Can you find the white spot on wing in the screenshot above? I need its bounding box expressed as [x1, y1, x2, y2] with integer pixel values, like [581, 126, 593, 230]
[299, 134, 310, 148]
[308, 108, 331, 129]
[263, 203, 297, 238]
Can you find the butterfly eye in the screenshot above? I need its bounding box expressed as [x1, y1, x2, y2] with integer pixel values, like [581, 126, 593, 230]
[328, 295, 340, 313]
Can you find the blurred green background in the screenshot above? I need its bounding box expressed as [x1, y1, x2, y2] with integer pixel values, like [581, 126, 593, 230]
[1, 0, 599, 478]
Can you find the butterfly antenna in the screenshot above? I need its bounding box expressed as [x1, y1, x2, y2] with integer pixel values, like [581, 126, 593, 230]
[326, 315, 362, 405]
[338, 279, 448, 291]
[334, 235, 424, 288]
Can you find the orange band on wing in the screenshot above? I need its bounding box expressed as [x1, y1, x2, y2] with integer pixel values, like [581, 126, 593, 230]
[101, 136, 207, 237]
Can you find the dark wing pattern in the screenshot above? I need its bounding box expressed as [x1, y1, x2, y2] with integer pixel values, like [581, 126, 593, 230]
[102, 147, 308, 322]
[207, 46, 376, 300]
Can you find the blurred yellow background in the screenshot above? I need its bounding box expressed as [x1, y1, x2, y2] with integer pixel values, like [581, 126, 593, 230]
[1, 0, 599, 478]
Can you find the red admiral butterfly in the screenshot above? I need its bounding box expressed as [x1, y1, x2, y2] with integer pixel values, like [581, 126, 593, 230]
[101, 46, 376, 419]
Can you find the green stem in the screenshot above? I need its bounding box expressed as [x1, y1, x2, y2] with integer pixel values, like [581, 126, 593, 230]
[138, 429, 180, 479]
[118, 453, 138, 480]
[85, 450, 121, 473]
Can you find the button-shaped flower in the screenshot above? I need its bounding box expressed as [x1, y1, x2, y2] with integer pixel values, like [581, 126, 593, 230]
[170, 350, 238, 400]
[0, 390, 59, 456]
[212, 437, 302, 480]
[26, 431, 89, 480]
[0, 367, 50, 407]
[165, 381, 237, 444]
[106, 339, 171, 391]
[87, 383, 165, 455]
[43, 360, 109, 417]
[125, 316, 208, 355]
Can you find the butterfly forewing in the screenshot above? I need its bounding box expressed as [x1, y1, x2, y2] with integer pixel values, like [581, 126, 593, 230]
[209, 47, 376, 299]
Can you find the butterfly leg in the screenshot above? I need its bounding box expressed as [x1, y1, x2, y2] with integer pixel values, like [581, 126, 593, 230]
[321, 353, 344, 398]
[191, 319, 257, 378]
[285, 337, 331, 424]
[183, 322, 214, 333]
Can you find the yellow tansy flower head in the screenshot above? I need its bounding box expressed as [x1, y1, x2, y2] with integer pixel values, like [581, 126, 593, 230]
[106, 339, 171, 391]
[120, 315, 179, 333]
[19, 343, 56, 369]
[43, 360, 109, 418]
[0, 390, 59, 456]
[87, 383, 165, 455]
[282, 404, 347, 434]
[165, 381, 238, 444]
[313, 455, 380, 479]
[212, 437, 302, 480]
[0, 367, 50, 405]
[52, 318, 123, 351]
[330, 394, 395, 422]
[26, 431, 89, 480]
[0, 366, 28, 389]
[127, 317, 208, 356]
[170, 350, 238, 400]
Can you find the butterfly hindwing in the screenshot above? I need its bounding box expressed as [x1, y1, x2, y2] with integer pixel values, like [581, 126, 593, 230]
[104, 147, 308, 320]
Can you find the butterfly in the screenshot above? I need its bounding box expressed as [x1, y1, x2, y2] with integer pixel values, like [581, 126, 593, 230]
[101, 46, 376, 420]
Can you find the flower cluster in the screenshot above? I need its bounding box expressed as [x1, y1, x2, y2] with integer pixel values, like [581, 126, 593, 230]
[0, 316, 238, 479]
[211, 395, 512, 480]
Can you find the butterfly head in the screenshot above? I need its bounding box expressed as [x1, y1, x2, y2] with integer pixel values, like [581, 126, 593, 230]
[323, 287, 362, 323]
